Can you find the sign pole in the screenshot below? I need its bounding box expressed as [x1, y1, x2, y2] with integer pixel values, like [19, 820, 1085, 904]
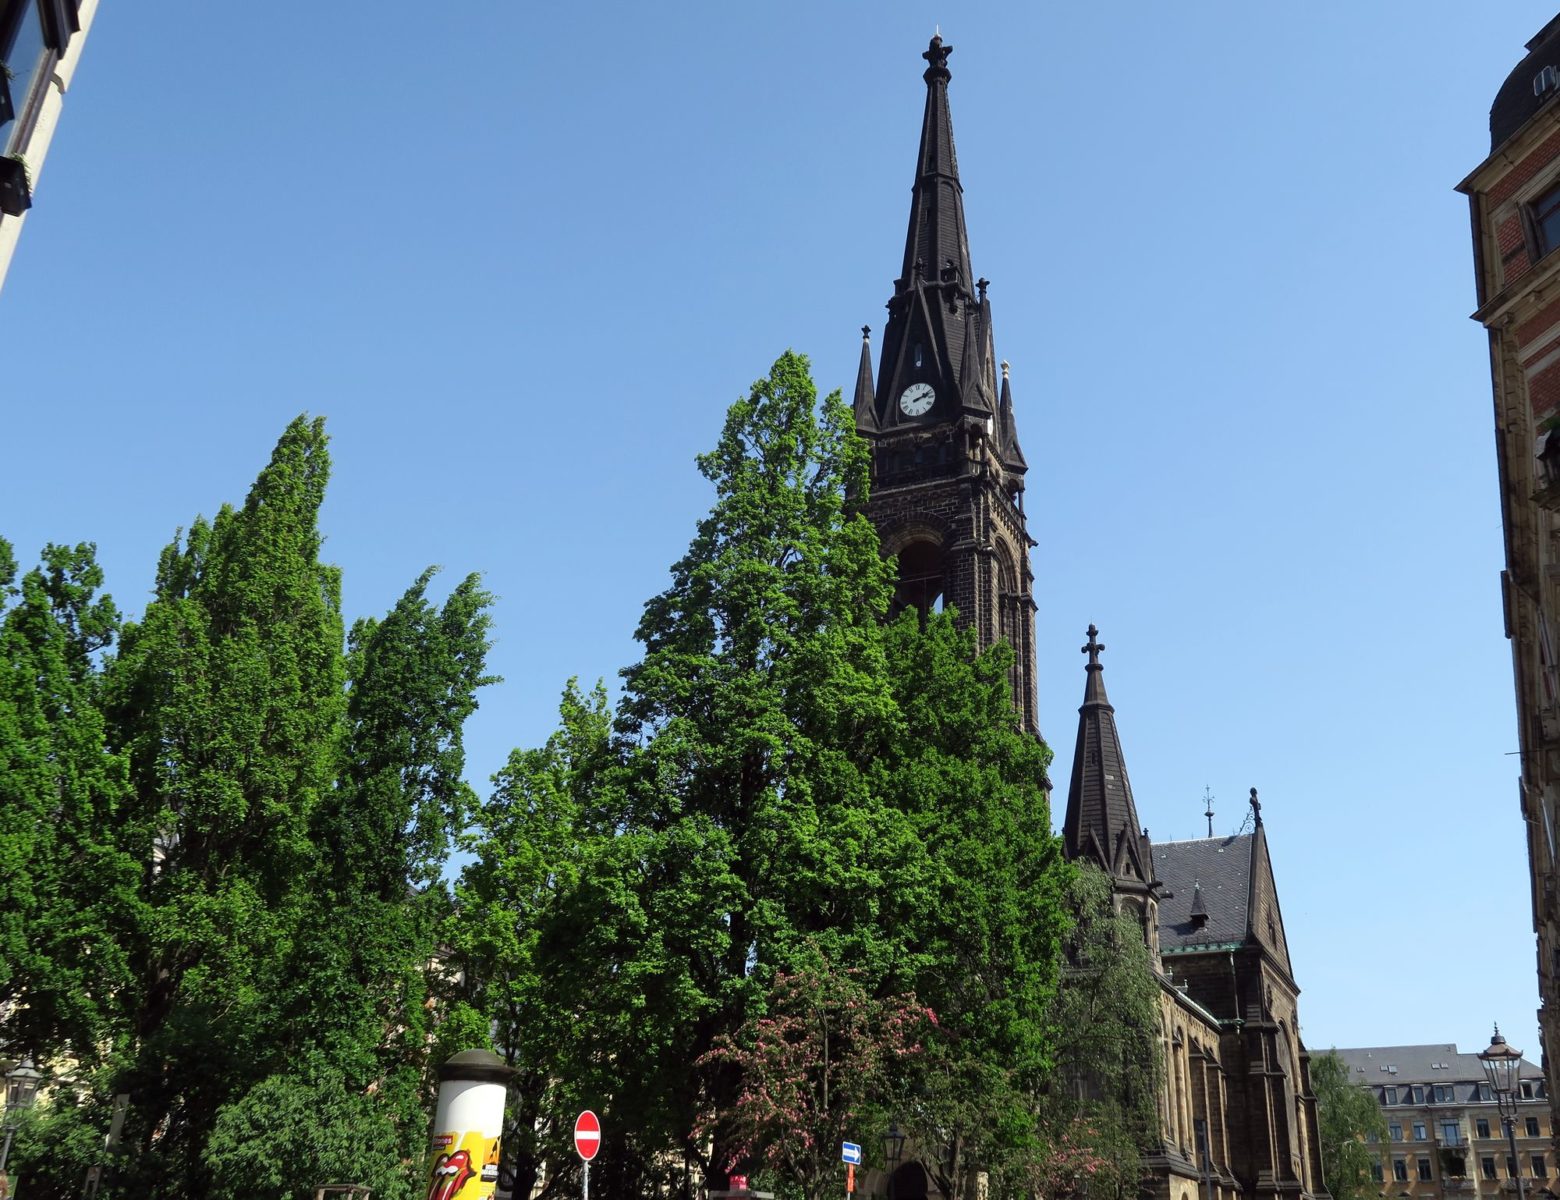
[583, 1160, 590, 1200]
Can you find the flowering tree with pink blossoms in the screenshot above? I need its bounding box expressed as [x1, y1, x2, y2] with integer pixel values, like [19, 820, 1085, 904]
[697, 963, 934, 1200]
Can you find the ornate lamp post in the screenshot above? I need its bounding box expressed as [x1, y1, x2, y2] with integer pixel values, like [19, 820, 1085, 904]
[882, 1121, 906, 1200]
[0, 1059, 43, 1178]
[1479, 1026, 1527, 1200]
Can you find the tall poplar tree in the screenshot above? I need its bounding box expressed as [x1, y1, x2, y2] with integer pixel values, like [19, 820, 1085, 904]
[104, 415, 347, 1196]
[4, 418, 500, 1200]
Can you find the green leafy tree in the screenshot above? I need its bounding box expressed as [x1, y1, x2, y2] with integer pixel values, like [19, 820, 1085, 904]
[257, 565, 497, 1198]
[999, 863, 1160, 1200]
[444, 679, 611, 1200]
[876, 612, 1067, 1200]
[4, 419, 500, 1200]
[204, 1052, 410, 1200]
[535, 351, 1068, 1195]
[1312, 1050, 1388, 1200]
[566, 350, 910, 1186]
[102, 415, 348, 1195]
[0, 540, 137, 1065]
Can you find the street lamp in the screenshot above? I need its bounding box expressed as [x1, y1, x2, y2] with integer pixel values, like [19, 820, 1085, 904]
[882, 1122, 906, 1200]
[1479, 1026, 1527, 1200]
[0, 1059, 43, 1177]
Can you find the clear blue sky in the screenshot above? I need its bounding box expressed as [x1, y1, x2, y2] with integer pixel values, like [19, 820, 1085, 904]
[3, 2, 1550, 1060]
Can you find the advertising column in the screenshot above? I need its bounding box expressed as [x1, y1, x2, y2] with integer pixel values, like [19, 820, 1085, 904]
[425, 1049, 516, 1200]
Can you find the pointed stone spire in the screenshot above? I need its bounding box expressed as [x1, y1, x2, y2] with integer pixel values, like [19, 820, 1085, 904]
[1063, 625, 1152, 889]
[854, 325, 878, 435]
[901, 33, 972, 293]
[997, 360, 1028, 473]
[872, 34, 991, 427]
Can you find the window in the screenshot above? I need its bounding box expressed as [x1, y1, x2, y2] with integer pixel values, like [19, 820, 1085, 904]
[1478, 1119, 1492, 1138]
[0, 0, 50, 156]
[1368, 1131, 1379, 1144]
[1414, 1123, 1428, 1141]
[1533, 179, 1560, 260]
[1478, 1083, 1494, 1102]
[1523, 1081, 1538, 1100]
[1435, 1085, 1455, 1103]
[1528, 1117, 1542, 1138]
[1391, 1123, 1404, 1142]
[1412, 1086, 1427, 1104]
[1372, 1163, 1385, 1183]
[1395, 1160, 1409, 1182]
[1418, 1158, 1434, 1181]
[1535, 1155, 1548, 1179]
[1442, 1122, 1461, 1145]
[1483, 1157, 1499, 1180]
[1384, 1086, 1399, 1105]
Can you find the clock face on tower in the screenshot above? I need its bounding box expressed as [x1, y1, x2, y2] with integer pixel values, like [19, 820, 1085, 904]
[899, 382, 935, 417]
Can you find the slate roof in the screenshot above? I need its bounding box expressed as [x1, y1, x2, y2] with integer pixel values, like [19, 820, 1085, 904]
[1491, 14, 1560, 151]
[1329, 1044, 1542, 1086]
[1153, 833, 1255, 949]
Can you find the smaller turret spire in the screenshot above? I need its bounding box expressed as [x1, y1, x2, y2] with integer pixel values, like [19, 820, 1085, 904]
[1064, 624, 1151, 889]
[997, 360, 1027, 473]
[854, 325, 878, 435]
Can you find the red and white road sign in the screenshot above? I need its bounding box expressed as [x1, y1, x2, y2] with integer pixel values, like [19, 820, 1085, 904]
[574, 1110, 601, 1161]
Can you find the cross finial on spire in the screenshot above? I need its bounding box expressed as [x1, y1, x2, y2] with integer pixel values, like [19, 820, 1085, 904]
[1249, 786, 1262, 825]
[1082, 624, 1105, 667]
[1203, 786, 1215, 838]
[923, 32, 952, 81]
[861, 325, 871, 341]
[1000, 359, 1010, 380]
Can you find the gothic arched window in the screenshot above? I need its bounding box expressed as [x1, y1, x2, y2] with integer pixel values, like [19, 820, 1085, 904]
[892, 539, 944, 619]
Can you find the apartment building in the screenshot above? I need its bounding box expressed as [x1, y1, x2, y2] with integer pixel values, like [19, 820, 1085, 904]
[1332, 1046, 1550, 1199]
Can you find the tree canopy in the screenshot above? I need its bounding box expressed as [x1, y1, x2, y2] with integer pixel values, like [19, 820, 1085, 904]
[5, 354, 1086, 1200]
[5, 417, 496, 1200]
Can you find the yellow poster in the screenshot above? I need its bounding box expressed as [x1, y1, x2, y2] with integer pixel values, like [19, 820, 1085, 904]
[424, 1129, 501, 1200]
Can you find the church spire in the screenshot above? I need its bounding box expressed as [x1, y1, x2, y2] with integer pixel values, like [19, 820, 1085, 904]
[1063, 625, 1152, 888]
[900, 34, 973, 297]
[870, 33, 996, 429]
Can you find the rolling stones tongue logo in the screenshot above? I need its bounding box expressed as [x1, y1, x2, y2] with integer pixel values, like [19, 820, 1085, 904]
[426, 1149, 476, 1200]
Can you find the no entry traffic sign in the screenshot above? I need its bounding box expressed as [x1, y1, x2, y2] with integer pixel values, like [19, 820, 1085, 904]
[574, 1110, 601, 1162]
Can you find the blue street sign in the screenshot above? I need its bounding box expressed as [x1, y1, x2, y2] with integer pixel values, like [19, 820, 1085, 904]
[842, 1142, 862, 1165]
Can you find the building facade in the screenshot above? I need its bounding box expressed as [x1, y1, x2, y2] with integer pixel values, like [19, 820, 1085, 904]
[0, 0, 96, 294]
[1458, 11, 1560, 1149]
[1330, 1045, 1550, 1200]
[857, 37, 1326, 1200]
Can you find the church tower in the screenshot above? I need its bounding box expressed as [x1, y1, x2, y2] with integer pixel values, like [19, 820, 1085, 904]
[856, 34, 1040, 736]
